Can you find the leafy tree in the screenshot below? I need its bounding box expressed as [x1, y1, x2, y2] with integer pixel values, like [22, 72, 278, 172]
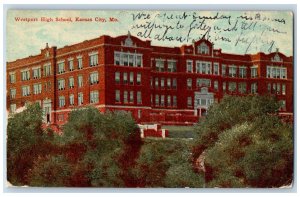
[7, 103, 55, 185]
[192, 95, 293, 188]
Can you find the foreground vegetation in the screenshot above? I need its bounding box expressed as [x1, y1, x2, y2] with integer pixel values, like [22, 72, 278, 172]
[7, 95, 293, 187]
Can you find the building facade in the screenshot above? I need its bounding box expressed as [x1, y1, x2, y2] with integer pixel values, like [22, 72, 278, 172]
[7, 33, 293, 125]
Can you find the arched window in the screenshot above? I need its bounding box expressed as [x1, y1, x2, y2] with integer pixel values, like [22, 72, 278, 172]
[198, 42, 209, 55]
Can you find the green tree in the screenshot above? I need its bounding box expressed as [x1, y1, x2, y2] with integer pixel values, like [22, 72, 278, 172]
[192, 95, 293, 188]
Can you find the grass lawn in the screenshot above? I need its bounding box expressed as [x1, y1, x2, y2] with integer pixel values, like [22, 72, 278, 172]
[162, 125, 196, 138]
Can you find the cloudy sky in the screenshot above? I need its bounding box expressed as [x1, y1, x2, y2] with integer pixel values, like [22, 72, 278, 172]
[6, 10, 293, 62]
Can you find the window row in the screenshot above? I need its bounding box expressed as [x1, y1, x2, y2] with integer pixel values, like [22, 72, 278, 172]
[151, 94, 177, 107]
[267, 83, 286, 95]
[114, 51, 143, 67]
[115, 90, 142, 104]
[222, 82, 257, 94]
[57, 72, 98, 90]
[115, 72, 142, 85]
[266, 66, 287, 79]
[152, 77, 177, 89]
[58, 90, 100, 107]
[154, 59, 177, 72]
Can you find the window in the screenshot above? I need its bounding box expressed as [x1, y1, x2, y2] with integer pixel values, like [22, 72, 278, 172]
[137, 73, 141, 85]
[160, 95, 165, 106]
[123, 73, 128, 84]
[223, 82, 226, 92]
[272, 83, 276, 93]
[251, 83, 257, 94]
[187, 78, 192, 90]
[167, 95, 171, 107]
[22, 85, 30, 96]
[58, 79, 65, 90]
[45, 81, 51, 91]
[229, 65, 237, 77]
[155, 59, 164, 72]
[58, 114, 64, 122]
[173, 96, 177, 107]
[197, 61, 211, 74]
[161, 78, 165, 89]
[10, 89, 16, 99]
[69, 59, 74, 71]
[280, 100, 286, 111]
[276, 68, 281, 78]
[167, 78, 171, 89]
[130, 91, 134, 103]
[136, 55, 142, 67]
[238, 82, 247, 94]
[115, 72, 120, 84]
[228, 82, 237, 93]
[58, 62, 65, 74]
[155, 95, 159, 106]
[69, 77, 74, 88]
[276, 83, 281, 94]
[44, 64, 51, 76]
[137, 91, 142, 104]
[222, 64, 226, 76]
[114, 52, 120, 65]
[213, 63, 219, 75]
[78, 92, 83, 105]
[129, 72, 134, 85]
[167, 60, 177, 72]
[90, 91, 99, 103]
[198, 42, 209, 54]
[186, 60, 193, 73]
[33, 67, 41, 79]
[129, 54, 134, 66]
[239, 66, 247, 78]
[77, 57, 83, 69]
[89, 53, 98, 66]
[10, 104, 16, 113]
[59, 96, 65, 107]
[251, 66, 258, 78]
[187, 97, 192, 107]
[172, 78, 177, 89]
[78, 75, 83, 87]
[267, 83, 272, 93]
[281, 68, 287, 79]
[196, 78, 211, 87]
[214, 81, 218, 91]
[282, 84, 286, 95]
[90, 72, 99, 85]
[69, 94, 74, 106]
[267, 66, 271, 78]
[122, 53, 128, 66]
[115, 90, 120, 103]
[33, 83, 42, 94]
[124, 91, 128, 103]
[9, 72, 16, 83]
[21, 70, 30, 81]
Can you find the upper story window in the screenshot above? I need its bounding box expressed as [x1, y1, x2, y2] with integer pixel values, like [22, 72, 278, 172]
[78, 75, 83, 87]
[78, 92, 84, 105]
[186, 60, 193, 73]
[129, 72, 134, 85]
[251, 82, 258, 94]
[198, 42, 209, 55]
[161, 78, 165, 89]
[69, 77, 74, 88]
[68, 58, 74, 71]
[167, 60, 177, 72]
[251, 66, 258, 78]
[187, 97, 192, 107]
[196, 61, 211, 74]
[239, 66, 247, 78]
[90, 90, 99, 104]
[10, 88, 16, 99]
[33, 83, 42, 95]
[33, 67, 41, 79]
[57, 61, 65, 74]
[115, 72, 120, 84]
[238, 82, 247, 94]
[267, 66, 287, 79]
[213, 63, 219, 75]
[196, 78, 211, 87]
[69, 94, 74, 106]
[10, 104, 17, 113]
[137, 73, 141, 85]
[137, 91, 142, 104]
[228, 65, 237, 77]
[228, 82, 237, 93]
[155, 59, 165, 72]
[77, 56, 83, 69]
[43, 63, 51, 76]
[172, 78, 177, 89]
[58, 79, 65, 90]
[187, 78, 192, 90]
[21, 69, 30, 81]
[114, 51, 143, 67]
[22, 85, 30, 97]
[115, 90, 120, 103]
[90, 72, 99, 85]
[123, 73, 128, 84]
[222, 64, 226, 76]
[59, 96, 65, 107]
[9, 72, 16, 83]
[89, 52, 98, 67]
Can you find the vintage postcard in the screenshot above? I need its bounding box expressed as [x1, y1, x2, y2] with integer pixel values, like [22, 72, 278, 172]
[6, 10, 294, 188]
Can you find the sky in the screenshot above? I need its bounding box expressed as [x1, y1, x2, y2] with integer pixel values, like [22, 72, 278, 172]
[6, 10, 293, 62]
